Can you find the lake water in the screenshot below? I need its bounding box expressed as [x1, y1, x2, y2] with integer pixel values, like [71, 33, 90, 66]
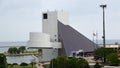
[0, 42, 36, 64]
[6, 55, 36, 64]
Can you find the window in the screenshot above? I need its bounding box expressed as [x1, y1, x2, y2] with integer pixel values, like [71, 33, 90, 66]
[54, 35, 57, 37]
[55, 39, 57, 41]
[43, 13, 48, 19]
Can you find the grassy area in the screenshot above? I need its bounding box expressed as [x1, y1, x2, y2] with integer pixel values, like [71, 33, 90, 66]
[8, 64, 37, 68]
[23, 50, 38, 54]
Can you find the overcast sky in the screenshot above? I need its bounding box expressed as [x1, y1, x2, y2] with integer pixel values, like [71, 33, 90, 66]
[0, 0, 120, 42]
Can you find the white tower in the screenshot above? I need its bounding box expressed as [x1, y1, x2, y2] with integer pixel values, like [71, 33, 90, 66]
[28, 11, 68, 61]
[42, 11, 69, 42]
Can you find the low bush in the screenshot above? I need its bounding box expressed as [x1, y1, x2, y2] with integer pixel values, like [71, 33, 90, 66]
[7, 64, 11, 65]
[94, 62, 101, 68]
[0, 53, 7, 68]
[20, 62, 28, 66]
[50, 55, 90, 68]
[106, 53, 119, 66]
[12, 63, 18, 65]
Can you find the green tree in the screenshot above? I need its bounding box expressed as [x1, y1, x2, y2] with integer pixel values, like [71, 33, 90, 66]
[8, 47, 19, 54]
[94, 47, 117, 60]
[78, 58, 90, 68]
[106, 53, 119, 66]
[0, 53, 7, 68]
[18, 46, 26, 53]
[67, 58, 79, 68]
[68, 58, 89, 68]
[50, 55, 68, 68]
[94, 62, 101, 68]
[50, 55, 90, 68]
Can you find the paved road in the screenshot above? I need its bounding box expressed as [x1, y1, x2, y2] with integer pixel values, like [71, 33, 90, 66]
[103, 66, 120, 68]
[89, 62, 120, 68]
[90, 65, 120, 68]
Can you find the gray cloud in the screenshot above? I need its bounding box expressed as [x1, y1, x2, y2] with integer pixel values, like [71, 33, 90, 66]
[0, 0, 42, 41]
[0, 0, 120, 41]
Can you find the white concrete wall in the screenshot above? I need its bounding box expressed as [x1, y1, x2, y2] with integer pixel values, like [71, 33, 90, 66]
[42, 11, 58, 42]
[57, 11, 69, 25]
[28, 32, 52, 48]
[27, 32, 61, 61]
[42, 11, 69, 42]
[52, 42, 62, 49]
[29, 32, 50, 41]
[99, 44, 120, 48]
[27, 11, 67, 61]
[42, 49, 58, 61]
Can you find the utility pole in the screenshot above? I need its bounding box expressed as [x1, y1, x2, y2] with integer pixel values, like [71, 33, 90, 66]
[100, 4, 107, 63]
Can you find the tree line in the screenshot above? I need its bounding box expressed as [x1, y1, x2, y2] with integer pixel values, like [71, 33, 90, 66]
[94, 47, 120, 66]
[7, 46, 26, 54]
[50, 55, 90, 68]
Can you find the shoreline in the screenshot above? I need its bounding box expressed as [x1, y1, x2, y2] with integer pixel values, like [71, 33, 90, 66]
[4, 53, 38, 56]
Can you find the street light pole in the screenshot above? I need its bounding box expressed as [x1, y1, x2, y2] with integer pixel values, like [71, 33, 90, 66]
[100, 4, 107, 63]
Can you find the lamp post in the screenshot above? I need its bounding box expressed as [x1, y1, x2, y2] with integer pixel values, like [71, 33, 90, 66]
[100, 4, 107, 63]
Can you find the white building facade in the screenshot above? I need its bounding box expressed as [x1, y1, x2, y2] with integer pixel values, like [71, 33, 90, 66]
[28, 11, 96, 61]
[28, 11, 68, 61]
[42, 11, 69, 42]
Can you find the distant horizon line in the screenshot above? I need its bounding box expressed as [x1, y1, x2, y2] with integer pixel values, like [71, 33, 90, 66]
[0, 39, 120, 42]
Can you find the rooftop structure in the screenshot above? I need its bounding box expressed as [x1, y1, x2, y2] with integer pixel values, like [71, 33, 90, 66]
[58, 21, 96, 56]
